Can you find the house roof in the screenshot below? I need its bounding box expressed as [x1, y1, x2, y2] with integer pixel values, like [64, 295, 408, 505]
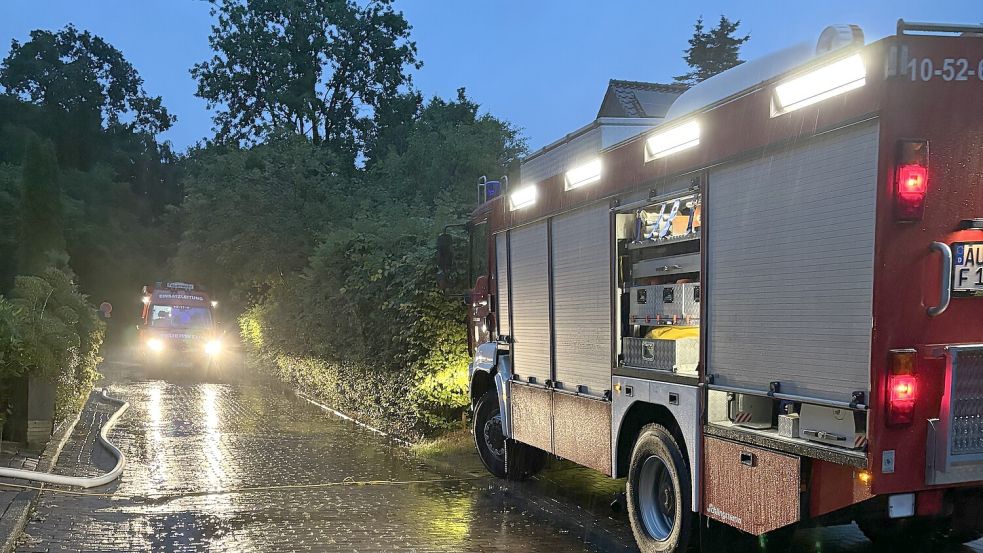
[597, 80, 688, 119]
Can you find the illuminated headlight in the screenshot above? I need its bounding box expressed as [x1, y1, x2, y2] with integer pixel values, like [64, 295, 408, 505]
[146, 338, 164, 352]
[205, 340, 222, 356]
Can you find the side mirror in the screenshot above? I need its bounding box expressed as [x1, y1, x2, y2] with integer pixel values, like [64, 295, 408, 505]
[436, 232, 454, 290]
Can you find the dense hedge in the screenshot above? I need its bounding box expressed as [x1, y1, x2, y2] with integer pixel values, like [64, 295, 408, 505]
[177, 92, 520, 438]
[238, 222, 471, 438]
[0, 267, 104, 426]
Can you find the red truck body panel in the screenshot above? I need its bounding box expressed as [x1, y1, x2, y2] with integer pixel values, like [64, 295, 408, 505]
[869, 34, 983, 495]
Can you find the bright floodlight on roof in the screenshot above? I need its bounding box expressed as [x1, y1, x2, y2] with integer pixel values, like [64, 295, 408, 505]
[645, 120, 701, 161]
[509, 184, 537, 211]
[773, 53, 866, 116]
[564, 158, 602, 190]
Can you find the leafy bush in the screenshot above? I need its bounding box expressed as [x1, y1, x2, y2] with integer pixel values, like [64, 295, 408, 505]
[0, 267, 104, 422]
[193, 91, 523, 438]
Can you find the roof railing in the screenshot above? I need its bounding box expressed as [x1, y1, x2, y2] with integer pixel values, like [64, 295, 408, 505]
[897, 19, 983, 36]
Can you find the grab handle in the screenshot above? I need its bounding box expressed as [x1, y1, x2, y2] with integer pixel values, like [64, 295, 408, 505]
[927, 242, 952, 317]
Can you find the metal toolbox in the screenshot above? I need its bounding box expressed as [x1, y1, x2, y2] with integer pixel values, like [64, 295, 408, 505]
[628, 285, 661, 323]
[799, 403, 866, 450]
[628, 283, 700, 324]
[659, 283, 700, 321]
[622, 337, 699, 374]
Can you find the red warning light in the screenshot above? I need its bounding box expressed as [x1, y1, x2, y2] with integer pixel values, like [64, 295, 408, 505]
[895, 164, 928, 221]
[888, 374, 917, 425]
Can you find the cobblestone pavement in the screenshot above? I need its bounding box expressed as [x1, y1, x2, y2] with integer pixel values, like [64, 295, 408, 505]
[1, 445, 40, 517]
[11, 356, 983, 552]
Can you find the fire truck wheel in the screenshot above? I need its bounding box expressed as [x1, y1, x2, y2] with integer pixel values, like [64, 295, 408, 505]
[473, 389, 508, 478]
[627, 423, 692, 553]
[473, 389, 546, 480]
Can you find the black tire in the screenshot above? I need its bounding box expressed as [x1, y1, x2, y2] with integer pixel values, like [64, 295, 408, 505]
[474, 389, 508, 478]
[627, 423, 693, 553]
[473, 389, 546, 480]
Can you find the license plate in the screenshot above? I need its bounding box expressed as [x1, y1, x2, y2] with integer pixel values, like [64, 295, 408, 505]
[953, 242, 983, 293]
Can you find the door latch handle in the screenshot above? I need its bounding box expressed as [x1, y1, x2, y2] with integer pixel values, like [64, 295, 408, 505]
[928, 241, 952, 317]
[802, 429, 847, 441]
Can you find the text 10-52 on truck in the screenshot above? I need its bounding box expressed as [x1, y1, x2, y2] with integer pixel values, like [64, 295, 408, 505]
[436, 21, 983, 553]
[137, 281, 224, 372]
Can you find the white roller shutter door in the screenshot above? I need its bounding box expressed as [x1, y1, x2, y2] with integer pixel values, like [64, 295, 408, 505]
[706, 122, 879, 402]
[509, 222, 551, 382]
[552, 204, 612, 397]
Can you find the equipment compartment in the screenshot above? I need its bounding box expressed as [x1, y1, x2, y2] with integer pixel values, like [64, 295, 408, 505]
[617, 188, 703, 381]
[703, 436, 801, 536]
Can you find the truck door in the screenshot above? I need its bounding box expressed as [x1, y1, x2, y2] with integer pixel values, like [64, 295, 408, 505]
[468, 220, 492, 351]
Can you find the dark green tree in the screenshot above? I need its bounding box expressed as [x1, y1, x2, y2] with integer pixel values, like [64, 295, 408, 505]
[369, 88, 524, 205]
[192, 0, 421, 161]
[674, 15, 751, 85]
[0, 163, 20, 292]
[173, 137, 351, 306]
[362, 90, 422, 166]
[0, 25, 175, 168]
[16, 138, 65, 275]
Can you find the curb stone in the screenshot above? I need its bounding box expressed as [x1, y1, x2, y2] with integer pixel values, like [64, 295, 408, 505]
[0, 398, 84, 553]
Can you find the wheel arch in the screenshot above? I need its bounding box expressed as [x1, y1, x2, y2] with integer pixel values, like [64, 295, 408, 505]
[615, 401, 690, 479]
[470, 370, 495, 410]
[469, 342, 513, 438]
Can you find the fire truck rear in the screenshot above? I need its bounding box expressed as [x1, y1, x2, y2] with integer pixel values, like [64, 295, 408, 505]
[447, 20, 983, 552]
[138, 281, 223, 370]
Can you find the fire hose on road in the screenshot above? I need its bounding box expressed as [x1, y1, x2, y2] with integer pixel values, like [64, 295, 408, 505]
[0, 388, 129, 488]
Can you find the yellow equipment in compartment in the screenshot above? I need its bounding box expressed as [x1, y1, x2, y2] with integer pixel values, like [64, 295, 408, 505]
[645, 326, 700, 340]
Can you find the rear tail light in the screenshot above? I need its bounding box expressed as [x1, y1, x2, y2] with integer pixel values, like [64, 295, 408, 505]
[887, 349, 918, 426]
[894, 140, 929, 221]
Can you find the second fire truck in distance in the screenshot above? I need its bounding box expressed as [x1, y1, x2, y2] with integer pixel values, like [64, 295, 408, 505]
[138, 281, 223, 370]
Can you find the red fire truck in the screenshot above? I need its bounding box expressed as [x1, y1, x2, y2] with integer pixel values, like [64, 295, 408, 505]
[137, 281, 223, 370]
[445, 21, 983, 552]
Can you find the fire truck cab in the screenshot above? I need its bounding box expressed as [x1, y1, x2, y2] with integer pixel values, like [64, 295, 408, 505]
[452, 21, 983, 552]
[138, 281, 223, 370]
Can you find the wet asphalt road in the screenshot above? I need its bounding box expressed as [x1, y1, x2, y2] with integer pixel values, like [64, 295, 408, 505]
[12, 354, 983, 552]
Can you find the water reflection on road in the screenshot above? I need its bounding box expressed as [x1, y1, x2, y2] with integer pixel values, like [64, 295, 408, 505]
[17, 359, 609, 552]
[15, 357, 983, 552]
